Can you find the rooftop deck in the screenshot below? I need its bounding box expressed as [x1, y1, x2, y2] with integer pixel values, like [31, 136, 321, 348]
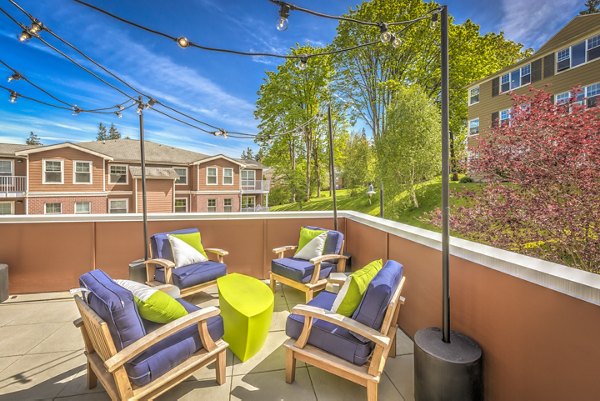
[1, 211, 599, 400]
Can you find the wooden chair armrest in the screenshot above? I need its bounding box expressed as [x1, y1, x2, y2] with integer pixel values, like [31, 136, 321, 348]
[144, 258, 175, 269]
[309, 254, 349, 264]
[104, 306, 220, 373]
[143, 258, 175, 284]
[272, 245, 297, 254]
[291, 305, 390, 348]
[204, 248, 229, 256]
[73, 318, 83, 328]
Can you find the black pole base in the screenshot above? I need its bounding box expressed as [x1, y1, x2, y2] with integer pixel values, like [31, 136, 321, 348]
[414, 327, 483, 401]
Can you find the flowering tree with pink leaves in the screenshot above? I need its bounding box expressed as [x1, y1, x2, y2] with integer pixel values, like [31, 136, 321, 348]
[439, 88, 600, 272]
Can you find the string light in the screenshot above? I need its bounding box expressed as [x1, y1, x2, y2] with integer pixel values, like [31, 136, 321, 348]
[431, 13, 439, 28]
[117, 104, 124, 111]
[147, 98, 156, 107]
[115, 111, 122, 118]
[29, 19, 42, 34]
[72, 105, 81, 115]
[391, 35, 402, 48]
[276, 4, 290, 31]
[379, 24, 391, 43]
[136, 101, 144, 115]
[7, 72, 21, 82]
[9, 90, 17, 103]
[18, 29, 31, 42]
[177, 36, 189, 48]
[298, 56, 308, 70]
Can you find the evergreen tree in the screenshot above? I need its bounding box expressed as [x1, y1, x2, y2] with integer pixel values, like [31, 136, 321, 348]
[96, 123, 108, 141]
[25, 131, 42, 145]
[241, 147, 255, 160]
[108, 123, 121, 140]
[580, 0, 599, 14]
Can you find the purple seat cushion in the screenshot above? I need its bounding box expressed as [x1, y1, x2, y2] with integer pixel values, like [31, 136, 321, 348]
[272, 258, 335, 283]
[155, 261, 226, 289]
[79, 269, 146, 351]
[305, 226, 344, 257]
[286, 291, 374, 366]
[150, 228, 198, 261]
[351, 260, 403, 342]
[128, 298, 224, 387]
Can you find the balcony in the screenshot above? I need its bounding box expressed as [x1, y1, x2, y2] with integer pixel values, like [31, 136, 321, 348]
[241, 179, 270, 193]
[241, 205, 270, 212]
[0, 211, 598, 400]
[0, 176, 26, 197]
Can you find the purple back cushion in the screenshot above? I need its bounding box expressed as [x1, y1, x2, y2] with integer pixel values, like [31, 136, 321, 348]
[79, 269, 146, 350]
[350, 260, 403, 343]
[304, 226, 344, 256]
[151, 228, 199, 261]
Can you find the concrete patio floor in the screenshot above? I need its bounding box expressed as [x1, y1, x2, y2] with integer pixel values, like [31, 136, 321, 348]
[0, 283, 415, 401]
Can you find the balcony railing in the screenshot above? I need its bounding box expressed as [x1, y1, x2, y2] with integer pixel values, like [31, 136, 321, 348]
[241, 205, 269, 212]
[0, 176, 26, 196]
[241, 180, 270, 193]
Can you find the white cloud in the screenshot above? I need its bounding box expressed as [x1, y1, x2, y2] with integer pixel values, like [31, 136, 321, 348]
[499, 0, 582, 50]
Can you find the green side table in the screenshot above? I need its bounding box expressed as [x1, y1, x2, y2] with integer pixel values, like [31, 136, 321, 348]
[217, 273, 274, 361]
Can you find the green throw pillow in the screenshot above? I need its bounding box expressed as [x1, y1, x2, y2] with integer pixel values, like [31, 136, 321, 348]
[115, 279, 188, 324]
[331, 259, 383, 317]
[297, 227, 327, 252]
[171, 231, 207, 258]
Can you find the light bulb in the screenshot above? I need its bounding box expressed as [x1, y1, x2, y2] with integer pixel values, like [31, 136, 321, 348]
[136, 104, 143, 115]
[298, 56, 308, 70]
[391, 35, 402, 48]
[431, 13, 439, 28]
[115, 111, 122, 119]
[7, 73, 21, 82]
[147, 98, 156, 107]
[276, 4, 290, 31]
[117, 104, 124, 111]
[379, 24, 391, 43]
[72, 106, 81, 116]
[276, 17, 288, 31]
[18, 30, 32, 42]
[177, 36, 189, 48]
[30, 20, 43, 34]
[9, 91, 17, 103]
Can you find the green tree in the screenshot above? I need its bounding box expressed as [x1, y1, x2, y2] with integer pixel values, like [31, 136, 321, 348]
[241, 147, 255, 160]
[25, 131, 42, 145]
[340, 130, 370, 190]
[108, 123, 121, 140]
[376, 85, 441, 210]
[580, 0, 599, 14]
[96, 123, 108, 141]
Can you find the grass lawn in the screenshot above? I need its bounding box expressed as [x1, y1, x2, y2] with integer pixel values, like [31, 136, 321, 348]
[270, 176, 482, 232]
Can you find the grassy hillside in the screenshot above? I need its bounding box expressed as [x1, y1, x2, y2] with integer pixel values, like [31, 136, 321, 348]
[270, 176, 481, 231]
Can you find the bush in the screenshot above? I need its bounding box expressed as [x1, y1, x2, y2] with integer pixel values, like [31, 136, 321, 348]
[459, 176, 473, 183]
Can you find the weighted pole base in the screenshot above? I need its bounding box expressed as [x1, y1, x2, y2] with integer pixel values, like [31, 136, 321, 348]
[414, 327, 483, 401]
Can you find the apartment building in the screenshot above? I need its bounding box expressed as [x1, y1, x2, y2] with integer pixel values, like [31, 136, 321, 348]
[0, 138, 270, 215]
[467, 13, 600, 137]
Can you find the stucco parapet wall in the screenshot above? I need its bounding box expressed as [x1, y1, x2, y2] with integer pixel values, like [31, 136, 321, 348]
[1, 210, 598, 306]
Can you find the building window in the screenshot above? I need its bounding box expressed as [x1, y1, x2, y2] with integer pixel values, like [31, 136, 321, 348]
[468, 118, 480, 136]
[109, 165, 128, 184]
[556, 83, 600, 109]
[500, 64, 531, 92]
[224, 198, 233, 212]
[241, 170, 256, 189]
[555, 91, 570, 105]
[588, 34, 600, 61]
[44, 203, 62, 214]
[175, 198, 188, 213]
[74, 161, 92, 184]
[75, 201, 91, 214]
[207, 199, 217, 212]
[499, 109, 511, 127]
[0, 201, 14, 215]
[557, 34, 600, 73]
[242, 195, 255, 210]
[43, 160, 63, 184]
[108, 199, 128, 214]
[223, 168, 233, 185]
[0, 160, 13, 177]
[174, 167, 187, 185]
[469, 87, 479, 105]
[206, 167, 217, 185]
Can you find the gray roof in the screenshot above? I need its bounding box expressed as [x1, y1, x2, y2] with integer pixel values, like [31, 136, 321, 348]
[0, 143, 40, 157]
[129, 166, 179, 179]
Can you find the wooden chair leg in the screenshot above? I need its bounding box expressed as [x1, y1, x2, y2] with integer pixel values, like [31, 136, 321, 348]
[269, 273, 276, 293]
[305, 289, 314, 303]
[86, 361, 97, 389]
[390, 335, 397, 358]
[216, 350, 226, 385]
[285, 348, 296, 384]
[367, 380, 378, 401]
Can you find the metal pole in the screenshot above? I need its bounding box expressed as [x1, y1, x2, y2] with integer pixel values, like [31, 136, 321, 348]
[138, 97, 149, 261]
[440, 5, 451, 343]
[327, 104, 338, 231]
[379, 180, 384, 218]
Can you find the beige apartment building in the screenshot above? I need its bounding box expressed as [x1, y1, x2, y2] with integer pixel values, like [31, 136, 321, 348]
[0, 138, 270, 215]
[467, 13, 600, 137]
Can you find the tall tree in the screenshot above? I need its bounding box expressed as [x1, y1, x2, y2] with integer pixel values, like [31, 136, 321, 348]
[108, 123, 121, 140]
[96, 123, 108, 141]
[241, 147, 255, 160]
[580, 0, 599, 14]
[25, 131, 42, 145]
[340, 130, 370, 191]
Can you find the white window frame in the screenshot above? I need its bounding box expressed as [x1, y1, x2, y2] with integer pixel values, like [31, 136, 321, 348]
[0, 159, 14, 176]
[241, 169, 256, 188]
[555, 82, 600, 108]
[468, 86, 479, 105]
[207, 198, 217, 212]
[44, 202, 62, 214]
[499, 108, 511, 126]
[73, 160, 93, 184]
[175, 197, 188, 213]
[223, 198, 233, 212]
[174, 167, 188, 185]
[109, 164, 129, 185]
[588, 34, 600, 50]
[206, 167, 218, 185]
[468, 118, 480, 136]
[556, 34, 600, 74]
[500, 64, 531, 93]
[108, 198, 128, 214]
[42, 159, 64, 184]
[555, 91, 570, 105]
[74, 201, 92, 214]
[0, 201, 14, 215]
[242, 195, 256, 209]
[223, 168, 234, 185]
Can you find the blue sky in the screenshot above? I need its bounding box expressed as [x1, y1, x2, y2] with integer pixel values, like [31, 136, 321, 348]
[0, 0, 585, 158]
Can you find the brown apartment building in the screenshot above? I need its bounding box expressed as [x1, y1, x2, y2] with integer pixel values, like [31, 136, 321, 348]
[467, 13, 600, 138]
[0, 138, 270, 215]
